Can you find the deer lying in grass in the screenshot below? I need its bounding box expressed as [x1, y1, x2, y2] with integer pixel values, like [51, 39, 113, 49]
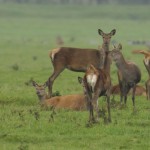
[32, 81, 87, 111]
[111, 84, 146, 96]
[132, 50, 150, 100]
[78, 47, 112, 123]
[110, 44, 141, 107]
[47, 29, 116, 97]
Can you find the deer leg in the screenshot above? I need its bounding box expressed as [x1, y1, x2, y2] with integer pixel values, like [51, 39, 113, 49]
[106, 92, 111, 123]
[89, 101, 95, 123]
[124, 95, 127, 105]
[123, 84, 129, 106]
[145, 82, 148, 100]
[119, 83, 123, 105]
[92, 91, 101, 122]
[85, 91, 94, 123]
[48, 65, 65, 98]
[148, 84, 150, 100]
[145, 81, 150, 100]
[132, 84, 136, 107]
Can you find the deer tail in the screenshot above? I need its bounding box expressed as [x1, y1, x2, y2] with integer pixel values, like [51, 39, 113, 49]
[49, 48, 60, 62]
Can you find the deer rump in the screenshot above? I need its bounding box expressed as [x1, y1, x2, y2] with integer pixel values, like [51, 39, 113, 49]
[85, 69, 110, 97]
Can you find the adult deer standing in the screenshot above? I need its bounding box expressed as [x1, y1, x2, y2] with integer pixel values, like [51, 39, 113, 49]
[32, 81, 87, 110]
[110, 44, 141, 107]
[78, 47, 112, 123]
[132, 50, 150, 100]
[47, 29, 116, 97]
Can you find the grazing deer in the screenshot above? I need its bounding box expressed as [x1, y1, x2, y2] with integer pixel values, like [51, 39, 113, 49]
[132, 50, 150, 75]
[111, 84, 146, 96]
[78, 47, 112, 123]
[32, 81, 87, 111]
[110, 44, 141, 107]
[47, 29, 116, 97]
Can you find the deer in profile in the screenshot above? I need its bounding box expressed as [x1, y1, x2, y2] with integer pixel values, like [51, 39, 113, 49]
[78, 47, 112, 123]
[110, 44, 141, 107]
[32, 80, 87, 111]
[132, 50, 150, 100]
[47, 29, 116, 97]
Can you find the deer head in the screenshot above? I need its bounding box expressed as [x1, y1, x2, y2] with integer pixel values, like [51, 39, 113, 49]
[110, 43, 122, 62]
[98, 46, 106, 69]
[98, 29, 116, 46]
[32, 80, 48, 101]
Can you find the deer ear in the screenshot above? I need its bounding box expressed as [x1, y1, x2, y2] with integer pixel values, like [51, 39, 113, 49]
[98, 29, 104, 36]
[110, 29, 116, 36]
[78, 77, 83, 84]
[118, 43, 122, 50]
[43, 82, 48, 88]
[32, 80, 37, 87]
[112, 44, 116, 49]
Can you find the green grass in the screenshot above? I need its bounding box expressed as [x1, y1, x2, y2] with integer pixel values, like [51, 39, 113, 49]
[0, 3, 150, 150]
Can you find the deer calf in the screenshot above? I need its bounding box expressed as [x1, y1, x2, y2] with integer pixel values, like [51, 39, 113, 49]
[110, 44, 141, 107]
[32, 81, 87, 111]
[78, 47, 112, 123]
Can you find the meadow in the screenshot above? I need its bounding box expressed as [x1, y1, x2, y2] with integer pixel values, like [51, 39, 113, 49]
[0, 3, 150, 150]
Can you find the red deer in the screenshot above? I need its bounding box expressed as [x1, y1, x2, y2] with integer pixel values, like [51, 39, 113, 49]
[111, 84, 146, 96]
[110, 44, 141, 107]
[145, 78, 150, 100]
[132, 50, 150, 100]
[78, 47, 112, 123]
[32, 81, 87, 111]
[47, 29, 116, 97]
[132, 50, 150, 75]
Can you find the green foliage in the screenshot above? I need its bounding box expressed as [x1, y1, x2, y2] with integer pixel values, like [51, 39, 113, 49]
[0, 3, 150, 150]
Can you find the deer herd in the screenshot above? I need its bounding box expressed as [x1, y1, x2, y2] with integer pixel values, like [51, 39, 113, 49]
[32, 29, 149, 124]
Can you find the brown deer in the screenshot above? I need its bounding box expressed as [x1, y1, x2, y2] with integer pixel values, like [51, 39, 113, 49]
[47, 29, 116, 97]
[132, 50, 150, 75]
[110, 44, 141, 107]
[111, 84, 146, 96]
[145, 78, 150, 100]
[32, 81, 87, 111]
[78, 47, 112, 123]
[132, 50, 150, 100]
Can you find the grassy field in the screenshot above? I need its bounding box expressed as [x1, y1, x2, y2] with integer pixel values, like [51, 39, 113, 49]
[0, 3, 150, 150]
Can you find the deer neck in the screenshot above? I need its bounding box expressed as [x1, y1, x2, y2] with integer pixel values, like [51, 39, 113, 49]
[115, 57, 128, 73]
[104, 52, 111, 74]
[102, 43, 109, 52]
[38, 93, 48, 102]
